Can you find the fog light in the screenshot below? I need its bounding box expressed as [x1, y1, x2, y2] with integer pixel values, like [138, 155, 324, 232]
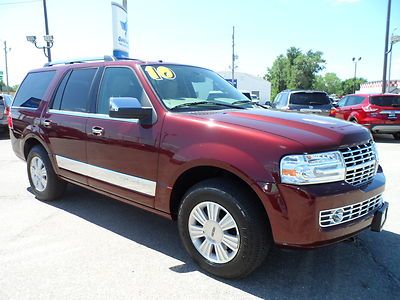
[332, 209, 344, 224]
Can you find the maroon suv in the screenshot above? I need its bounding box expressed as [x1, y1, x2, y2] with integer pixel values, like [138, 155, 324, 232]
[9, 57, 388, 278]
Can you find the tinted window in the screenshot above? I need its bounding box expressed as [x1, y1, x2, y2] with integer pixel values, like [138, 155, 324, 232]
[51, 71, 71, 110]
[97, 67, 145, 114]
[60, 68, 97, 112]
[370, 95, 400, 107]
[346, 96, 364, 106]
[13, 71, 56, 108]
[290, 92, 330, 105]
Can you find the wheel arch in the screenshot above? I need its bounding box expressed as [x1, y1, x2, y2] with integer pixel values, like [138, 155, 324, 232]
[169, 164, 270, 222]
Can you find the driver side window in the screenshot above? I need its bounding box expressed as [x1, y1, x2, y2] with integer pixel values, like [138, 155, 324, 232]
[97, 67, 145, 115]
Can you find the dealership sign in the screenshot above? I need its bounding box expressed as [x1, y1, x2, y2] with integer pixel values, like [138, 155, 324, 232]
[112, 2, 129, 58]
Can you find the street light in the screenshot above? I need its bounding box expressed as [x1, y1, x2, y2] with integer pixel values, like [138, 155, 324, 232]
[388, 29, 400, 93]
[26, 35, 54, 59]
[1, 40, 11, 92]
[352, 57, 361, 93]
[26, 0, 53, 62]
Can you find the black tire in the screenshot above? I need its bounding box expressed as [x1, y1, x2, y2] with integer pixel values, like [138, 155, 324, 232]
[393, 132, 400, 140]
[178, 178, 272, 279]
[349, 118, 358, 123]
[27, 145, 66, 201]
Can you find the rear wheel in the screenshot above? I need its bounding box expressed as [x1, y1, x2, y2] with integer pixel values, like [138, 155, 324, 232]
[349, 118, 358, 123]
[393, 132, 400, 140]
[178, 178, 272, 279]
[27, 145, 66, 201]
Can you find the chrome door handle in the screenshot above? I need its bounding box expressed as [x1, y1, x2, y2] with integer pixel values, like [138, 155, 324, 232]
[43, 119, 52, 127]
[92, 126, 104, 136]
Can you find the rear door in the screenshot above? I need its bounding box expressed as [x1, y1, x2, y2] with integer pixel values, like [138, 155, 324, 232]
[370, 95, 400, 123]
[85, 66, 161, 207]
[288, 92, 332, 115]
[41, 67, 101, 185]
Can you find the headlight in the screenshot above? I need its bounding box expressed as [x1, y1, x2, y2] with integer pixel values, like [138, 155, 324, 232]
[280, 151, 346, 185]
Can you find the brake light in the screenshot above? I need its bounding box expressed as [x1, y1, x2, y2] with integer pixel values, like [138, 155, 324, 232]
[330, 107, 337, 116]
[7, 110, 13, 129]
[4, 106, 10, 116]
[362, 104, 378, 112]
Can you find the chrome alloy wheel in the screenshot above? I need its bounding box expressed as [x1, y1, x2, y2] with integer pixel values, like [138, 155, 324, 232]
[30, 156, 48, 192]
[188, 201, 240, 264]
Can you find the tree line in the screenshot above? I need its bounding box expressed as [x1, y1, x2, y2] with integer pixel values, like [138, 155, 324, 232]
[264, 47, 367, 99]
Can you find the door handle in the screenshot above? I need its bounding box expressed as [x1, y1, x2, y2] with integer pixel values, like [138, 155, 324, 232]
[91, 126, 104, 136]
[42, 119, 52, 128]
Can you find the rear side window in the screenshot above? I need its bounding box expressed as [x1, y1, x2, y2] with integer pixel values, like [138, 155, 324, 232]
[370, 95, 400, 107]
[13, 71, 56, 108]
[290, 92, 330, 105]
[60, 68, 97, 112]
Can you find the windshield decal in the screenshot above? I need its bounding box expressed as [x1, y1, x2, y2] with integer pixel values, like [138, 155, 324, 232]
[144, 66, 176, 80]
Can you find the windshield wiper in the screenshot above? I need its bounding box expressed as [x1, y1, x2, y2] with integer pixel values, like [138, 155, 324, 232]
[231, 100, 269, 109]
[171, 101, 245, 110]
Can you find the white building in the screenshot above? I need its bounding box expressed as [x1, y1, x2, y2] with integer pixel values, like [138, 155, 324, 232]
[218, 71, 271, 103]
[358, 80, 399, 94]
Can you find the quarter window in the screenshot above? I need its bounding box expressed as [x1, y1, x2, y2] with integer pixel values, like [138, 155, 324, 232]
[13, 71, 56, 108]
[97, 67, 145, 114]
[60, 68, 97, 112]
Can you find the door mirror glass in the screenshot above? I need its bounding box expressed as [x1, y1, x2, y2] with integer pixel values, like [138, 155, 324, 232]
[109, 97, 152, 123]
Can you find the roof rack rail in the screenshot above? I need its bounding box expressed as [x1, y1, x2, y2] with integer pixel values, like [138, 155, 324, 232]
[43, 55, 116, 67]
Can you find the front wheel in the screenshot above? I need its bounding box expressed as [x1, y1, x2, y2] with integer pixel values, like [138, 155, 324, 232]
[393, 132, 400, 140]
[27, 145, 66, 201]
[178, 178, 272, 279]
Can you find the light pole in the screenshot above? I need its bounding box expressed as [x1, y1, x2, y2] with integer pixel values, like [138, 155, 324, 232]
[26, 0, 53, 62]
[388, 30, 400, 93]
[382, 0, 392, 93]
[352, 57, 361, 93]
[3, 41, 11, 92]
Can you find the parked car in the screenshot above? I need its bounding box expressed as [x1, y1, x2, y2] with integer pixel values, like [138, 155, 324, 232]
[330, 93, 400, 140]
[0, 93, 13, 131]
[272, 90, 333, 116]
[9, 57, 388, 279]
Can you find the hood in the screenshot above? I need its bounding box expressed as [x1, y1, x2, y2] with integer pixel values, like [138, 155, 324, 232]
[187, 109, 372, 152]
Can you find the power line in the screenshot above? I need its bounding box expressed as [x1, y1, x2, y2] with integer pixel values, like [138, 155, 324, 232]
[0, 0, 40, 6]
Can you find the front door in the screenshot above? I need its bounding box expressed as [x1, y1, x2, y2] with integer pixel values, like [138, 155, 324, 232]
[85, 67, 161, 207]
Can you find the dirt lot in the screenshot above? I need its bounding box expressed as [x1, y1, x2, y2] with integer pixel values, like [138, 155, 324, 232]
[0, 132, 399, 300]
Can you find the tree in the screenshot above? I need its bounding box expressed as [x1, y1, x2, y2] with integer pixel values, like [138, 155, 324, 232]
[313, 72, 343, 95]
[341, 78, 367, 95]
[265, 47, 326, 99]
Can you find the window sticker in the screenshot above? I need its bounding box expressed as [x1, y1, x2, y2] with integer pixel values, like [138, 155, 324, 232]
[144, 66, 176, 80]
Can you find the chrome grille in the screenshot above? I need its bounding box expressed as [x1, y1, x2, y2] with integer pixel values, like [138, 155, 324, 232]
[339, 141, 377, 186]
[319, 194, 383, 227]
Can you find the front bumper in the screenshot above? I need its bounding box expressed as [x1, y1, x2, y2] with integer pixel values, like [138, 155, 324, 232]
[369, 124, 400, 134]
[261, 168, 386, 248]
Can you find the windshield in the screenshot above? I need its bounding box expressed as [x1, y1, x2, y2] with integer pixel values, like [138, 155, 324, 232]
[370, 95, 400, 107]
[142, 64, 250, 110]
[290, 92, 331, 105]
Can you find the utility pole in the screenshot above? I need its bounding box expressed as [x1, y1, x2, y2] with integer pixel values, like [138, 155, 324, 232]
[352, 57, 361, 93]
[123, 0, 127, 9]
[382, 0, 391, 93]
[43, 0, 51, 62]
[231, 26, 236, 87]
[3, 41, 10, 92]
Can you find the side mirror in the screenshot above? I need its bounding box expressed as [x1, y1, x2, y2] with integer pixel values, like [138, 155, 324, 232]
[264, 100, 271, 106]
[109, 97, 152, 124]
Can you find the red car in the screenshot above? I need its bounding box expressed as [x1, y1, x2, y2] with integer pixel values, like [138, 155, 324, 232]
[330, 93, 400, 140]
[9, 57, 388, 278]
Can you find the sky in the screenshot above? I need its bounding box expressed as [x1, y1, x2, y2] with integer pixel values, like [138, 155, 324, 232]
[0, 0, 399, 86]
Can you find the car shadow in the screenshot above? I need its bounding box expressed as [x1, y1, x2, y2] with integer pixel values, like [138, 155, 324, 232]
[0, 130, 10, 140]
[37, 184, 400, 299]
[373, 133, 400, 144]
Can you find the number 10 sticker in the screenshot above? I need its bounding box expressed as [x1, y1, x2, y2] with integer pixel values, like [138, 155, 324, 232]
[145, 66, 176, 80]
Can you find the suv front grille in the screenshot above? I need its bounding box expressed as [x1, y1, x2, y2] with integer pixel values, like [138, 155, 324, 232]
[319, 194, 383, 227]
[339, 141, 377, 186]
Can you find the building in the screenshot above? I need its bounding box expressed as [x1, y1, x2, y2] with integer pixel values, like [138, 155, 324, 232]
[218, 71, 271, 103]
[357, 80, 399, 94]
